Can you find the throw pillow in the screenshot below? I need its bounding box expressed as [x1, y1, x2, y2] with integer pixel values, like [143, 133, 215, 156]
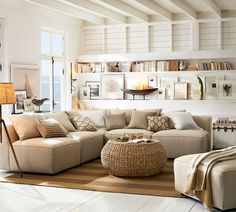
[138, 108, 162, 116]
[167, 112, 201, 130]
[104, 113, 126, 130]
[41, 118, 69, 135]
[147, 116, 169, 132]
[110, 109, 135, 125]
[10, 114, 44, 141]
[163, 109, 187, 129]
[71, 116, 97, 131]
[127, 110, 156, 129]
[43, 112, 76, 132]
[35, 120, 67, 138]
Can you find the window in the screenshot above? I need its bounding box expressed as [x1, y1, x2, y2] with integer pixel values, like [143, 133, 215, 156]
[41, 29, 65, 111]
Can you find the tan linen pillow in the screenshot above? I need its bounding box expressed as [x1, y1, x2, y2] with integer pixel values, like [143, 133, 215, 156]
[110, 109, 135, 125]
[104, 113, 126, 130]
[147, 116, 169, 132]
[127, 110, 156, 129]
[71, 116, 97, 131]
[35, 121, 67, 138]
[10, 114, 44, 141]
[44, 112, 76, 132]
[138, 108, 162, 116]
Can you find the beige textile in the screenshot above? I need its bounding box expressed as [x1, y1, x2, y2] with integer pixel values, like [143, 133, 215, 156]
[104, 113, 126, 130]
[185, 146, 236, 210]
[109, 109, 135, 125]
[71, 116, 97, 131]
[147, 116, 169, 132]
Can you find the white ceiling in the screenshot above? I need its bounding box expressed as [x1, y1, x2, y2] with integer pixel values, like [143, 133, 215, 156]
[25, 0, 236, 25]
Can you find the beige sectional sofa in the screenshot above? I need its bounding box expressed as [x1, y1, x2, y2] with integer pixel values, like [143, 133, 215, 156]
[0, 109, 212, 174]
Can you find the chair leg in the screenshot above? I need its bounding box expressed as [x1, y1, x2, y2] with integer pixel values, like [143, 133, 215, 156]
[2, 120, 23, 177]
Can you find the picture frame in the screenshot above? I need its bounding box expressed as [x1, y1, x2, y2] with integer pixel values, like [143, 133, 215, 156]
[11, 64, 40, 98]
[157, 89, 166, 100]
[148, 75, 157, 88]
[204, 76, 224, 100]
[174, 82, 188, 100]
[14, 90, 27, 114]
[79, 87, 90, 100]
[23, 98, 34, 112]
[218, 80, 236, 100]
[159, 77, 178, 100]
[101, 74, 124, 100]
[188, 83, 200, 100]
[85, 81, 100, 100]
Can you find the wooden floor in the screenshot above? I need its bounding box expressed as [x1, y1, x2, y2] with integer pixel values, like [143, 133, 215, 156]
[0, 171, 220, 212]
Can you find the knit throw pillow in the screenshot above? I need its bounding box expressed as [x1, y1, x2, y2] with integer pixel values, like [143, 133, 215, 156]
[71, 116, 97, 131]
[147, 116, 169, 132]
[35, 120, 67, 138]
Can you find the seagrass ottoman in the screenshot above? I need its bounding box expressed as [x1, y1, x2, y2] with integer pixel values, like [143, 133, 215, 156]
[101, 139, 167, 177]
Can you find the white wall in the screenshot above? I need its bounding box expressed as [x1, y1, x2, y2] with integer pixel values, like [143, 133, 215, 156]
[0, 0, 82, 117]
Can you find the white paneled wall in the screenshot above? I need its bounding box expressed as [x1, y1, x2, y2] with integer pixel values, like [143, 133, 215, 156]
[199, 22, 220, 51]
[81, 20, 236, 55]
[83, 28, 103, 54]
[126, 25, 148, 53]
[222, 21, 236, 50]
[172, 23, 192, 51]
[149, 23, 171, 52]
[104, 27, 125, 54]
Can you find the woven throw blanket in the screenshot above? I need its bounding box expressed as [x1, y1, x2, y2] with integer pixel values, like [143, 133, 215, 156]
[185, 146, 236, 210]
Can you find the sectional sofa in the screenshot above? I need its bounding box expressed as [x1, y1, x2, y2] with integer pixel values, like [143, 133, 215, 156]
[0, 109, 212, 174]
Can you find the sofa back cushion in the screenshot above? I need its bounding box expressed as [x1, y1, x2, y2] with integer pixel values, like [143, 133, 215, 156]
[44, 112, 76, 132]
[104, 113, 126, 130]
[10, 114, 44, 140]
[67, 110, 107, 128]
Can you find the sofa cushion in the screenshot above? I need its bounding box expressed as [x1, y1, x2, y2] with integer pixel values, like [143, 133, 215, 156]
[44, 112, 76, 132]
[110, 109, 135, 125]
[67, 110, 107, 128]
[147, 116, 169, 132]
[11, 137, 81, 174]
[35, 120, 67, 138]
[105, 129, 154, 140]
[10, 114, 44, 140]
[71, 116, 97, 132]
[167, 112, 201, 130]
[127, 110, 156, 129]
[104, 113, 126, 130]
[152, 129, 210, 158]
[162, 109, 186, 129]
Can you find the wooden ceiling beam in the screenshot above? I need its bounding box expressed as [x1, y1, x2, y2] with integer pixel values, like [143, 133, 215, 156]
[203, 0, 222, 18]
[27, 0, 105, 24]
[169, 0, 196, 19]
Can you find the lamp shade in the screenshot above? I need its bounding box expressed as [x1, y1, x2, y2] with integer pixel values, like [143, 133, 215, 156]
[0, 83, 16, 104]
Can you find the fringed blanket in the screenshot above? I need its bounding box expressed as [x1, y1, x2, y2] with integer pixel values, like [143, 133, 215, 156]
[185, 146, 236, 210]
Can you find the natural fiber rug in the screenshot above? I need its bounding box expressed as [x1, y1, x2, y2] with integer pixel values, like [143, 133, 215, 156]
[0, 159, 181, 197]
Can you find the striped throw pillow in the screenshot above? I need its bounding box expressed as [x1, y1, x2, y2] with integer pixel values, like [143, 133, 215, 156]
[35, 120, 67, 138]
[71, 116, 97, 131]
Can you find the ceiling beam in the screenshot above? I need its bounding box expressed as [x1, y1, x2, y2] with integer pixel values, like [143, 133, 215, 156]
[203, 0, 221, 18]
[169, 0, 196, 19]
[135, 0, 172, 21]
[26, 0, 104, 24]
[61, 0, 126, 23]
[99, 0, 149, 22]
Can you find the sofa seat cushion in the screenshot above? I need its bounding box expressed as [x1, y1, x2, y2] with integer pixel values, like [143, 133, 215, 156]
[105, 129, 154, 140]
[152, 130, 210, 158]
[10, 137, 81, 174]
[68, 131, 105, 163]
[174, 154, 236, 210]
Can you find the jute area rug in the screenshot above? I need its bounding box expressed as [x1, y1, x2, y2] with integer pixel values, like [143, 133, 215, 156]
[0, 159, 181, 197]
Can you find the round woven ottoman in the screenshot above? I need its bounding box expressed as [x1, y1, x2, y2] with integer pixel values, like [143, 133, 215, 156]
[101, 140, 167, 177]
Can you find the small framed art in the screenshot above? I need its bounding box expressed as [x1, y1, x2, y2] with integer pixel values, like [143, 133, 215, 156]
[23, 98, 34, 112]
[14, 90, 27, 114]
[174, 82, 188, 100]
[101, 74, 124, 100]
[218, 80, 236, 100]
[80, 87, 90, 100]
[85, 81, 100, 100]
[157, 89, 166, 100]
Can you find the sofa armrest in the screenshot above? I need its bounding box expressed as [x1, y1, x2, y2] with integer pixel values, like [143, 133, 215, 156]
[192, 115, 212, 134]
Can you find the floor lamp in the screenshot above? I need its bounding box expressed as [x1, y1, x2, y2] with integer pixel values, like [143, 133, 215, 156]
[0, 83, 22, 177]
